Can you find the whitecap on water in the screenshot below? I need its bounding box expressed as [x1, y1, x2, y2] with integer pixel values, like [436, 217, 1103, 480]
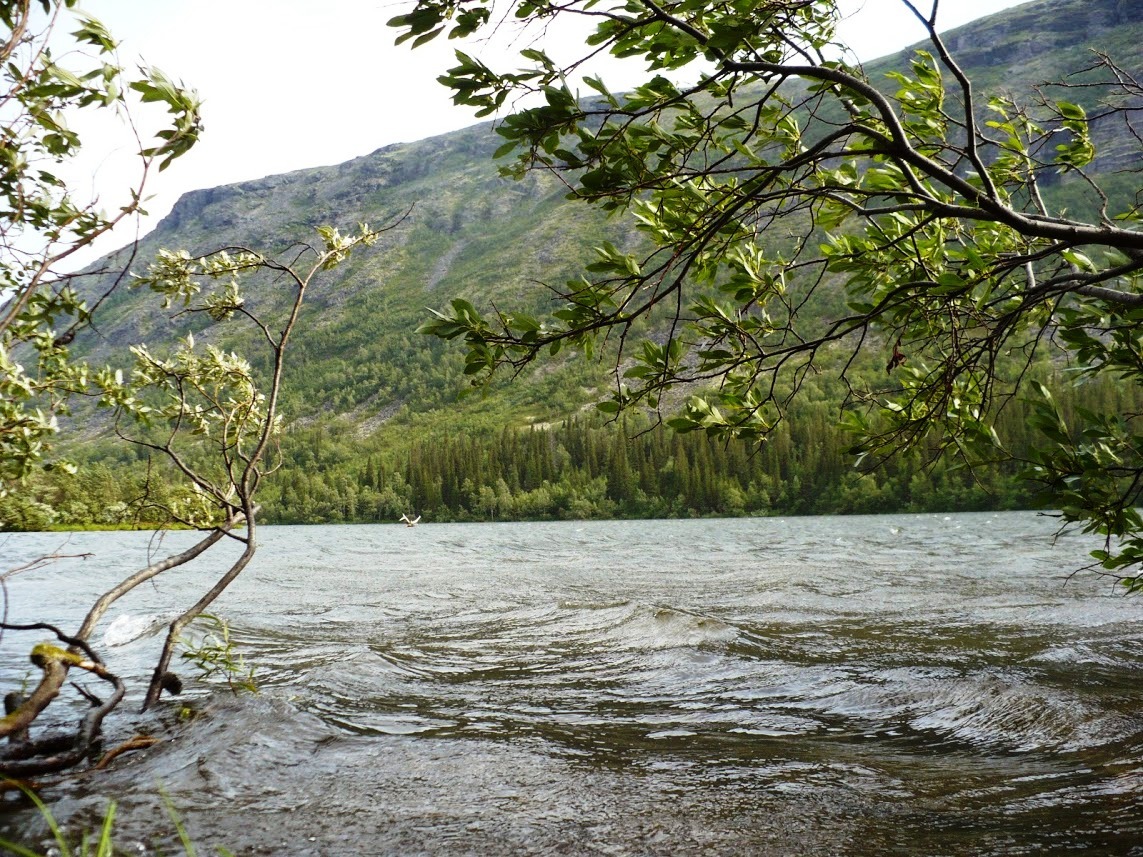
[816, 667, 1136, 753]
[101, 611, 179, 647]
[598, 604, 740, 650]
[647, 728, 697, 739]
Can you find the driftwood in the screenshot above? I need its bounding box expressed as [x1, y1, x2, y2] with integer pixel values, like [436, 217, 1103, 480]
[94, 735, 161, 771]
[0, 514, 247, 776]
[0, 624, 124, 776]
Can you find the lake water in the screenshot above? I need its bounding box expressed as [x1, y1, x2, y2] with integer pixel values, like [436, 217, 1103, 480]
[0, 513, 1141, 855]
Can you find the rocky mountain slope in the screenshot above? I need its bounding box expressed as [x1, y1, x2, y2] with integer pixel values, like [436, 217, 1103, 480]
[73, 0, 1141, 442]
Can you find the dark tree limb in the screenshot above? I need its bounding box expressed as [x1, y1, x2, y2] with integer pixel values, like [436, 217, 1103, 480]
[0, 632, 124, 777]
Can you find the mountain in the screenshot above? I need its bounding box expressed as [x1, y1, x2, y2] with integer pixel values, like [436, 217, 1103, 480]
[47, 0, 1143, 525]
[880, 0, 1141, 175]
[80, 122, 621, 433]
[935, 0, 1136, 90]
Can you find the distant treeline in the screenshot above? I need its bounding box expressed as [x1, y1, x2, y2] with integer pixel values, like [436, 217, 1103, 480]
[265, 415, 1024, 525]
[258, 368, 1141, 524]
[6, 371, 1135, 531]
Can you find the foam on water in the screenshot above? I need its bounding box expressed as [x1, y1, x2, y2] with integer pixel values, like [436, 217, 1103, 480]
[101, 611, 180, 647]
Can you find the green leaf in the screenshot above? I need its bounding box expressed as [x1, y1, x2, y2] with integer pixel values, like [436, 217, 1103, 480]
[1056, 100, 1086, 121]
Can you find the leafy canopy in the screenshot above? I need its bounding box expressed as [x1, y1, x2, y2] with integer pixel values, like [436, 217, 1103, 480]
[391, 0, 1143, 588]
[0, 0, 203, 488]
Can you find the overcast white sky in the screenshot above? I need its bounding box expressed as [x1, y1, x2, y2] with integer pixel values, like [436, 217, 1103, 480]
[66, 0, 1029, 251]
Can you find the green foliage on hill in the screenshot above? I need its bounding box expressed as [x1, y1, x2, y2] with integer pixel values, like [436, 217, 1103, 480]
[18, 365, 1140, 528]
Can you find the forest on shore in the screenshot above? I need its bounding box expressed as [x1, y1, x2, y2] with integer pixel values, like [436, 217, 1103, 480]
[6, 369, 1133, 530]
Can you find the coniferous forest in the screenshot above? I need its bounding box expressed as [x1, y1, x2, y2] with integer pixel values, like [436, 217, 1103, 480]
[8, 369, 1136, 529]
